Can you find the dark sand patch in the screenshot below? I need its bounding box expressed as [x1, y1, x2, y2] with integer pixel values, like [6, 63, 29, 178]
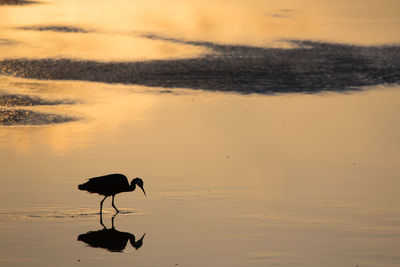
[269, 14, 289, 18]
[18, 25, 89, 33]
[0, 94, 74, 106]
[0, 0, 39, 5]
[0, 39, 14, 46]
[279, 9, 294, 12]
[1, 40, 399, 94]
[0, 108, 77, 125]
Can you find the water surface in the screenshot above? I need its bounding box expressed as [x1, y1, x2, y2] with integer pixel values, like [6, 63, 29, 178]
[0, 1, 400, 266]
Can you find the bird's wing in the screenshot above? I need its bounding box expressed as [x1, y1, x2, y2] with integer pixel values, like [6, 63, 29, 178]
[84, 174, 129, 195]
[87, 173, 127, 183]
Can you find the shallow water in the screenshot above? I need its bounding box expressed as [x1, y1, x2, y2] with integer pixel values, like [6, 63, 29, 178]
[1, 0, 400, 266]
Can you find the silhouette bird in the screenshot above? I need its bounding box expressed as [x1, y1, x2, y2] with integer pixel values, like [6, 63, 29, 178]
[78, 215, 145, 252]
[78, 174, 146, 213]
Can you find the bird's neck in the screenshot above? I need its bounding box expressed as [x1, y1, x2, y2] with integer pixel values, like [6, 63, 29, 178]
[129, 183, 136, 192]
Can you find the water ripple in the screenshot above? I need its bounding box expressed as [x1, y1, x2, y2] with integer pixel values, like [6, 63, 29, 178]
[0, 208, 143, 220]
[0, 108, 77, 125]
[18, 25, 89, 33]
[0, 94, 74, 106]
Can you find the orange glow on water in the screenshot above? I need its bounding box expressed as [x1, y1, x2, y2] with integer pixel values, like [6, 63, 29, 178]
[1, 0, 400, 62]
[1, 1, 400, 266]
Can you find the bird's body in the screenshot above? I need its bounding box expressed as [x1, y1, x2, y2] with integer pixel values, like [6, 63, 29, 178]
[78, 173, 146, 213]
[79, 174, 133, 196]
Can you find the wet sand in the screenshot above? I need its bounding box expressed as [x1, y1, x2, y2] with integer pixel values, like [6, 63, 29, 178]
[2, 40, 400, 93]
[1, 0, 400, 266]
[0, 0, 39, 5]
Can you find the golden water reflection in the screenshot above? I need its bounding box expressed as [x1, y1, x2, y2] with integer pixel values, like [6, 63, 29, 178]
[1, 81, 400, 266]
[0, 29, 210, 61]
[1, 0, 399, 62]
[0, 76, 160, 155]
[1, 75, 399, 182]
[1, 1, 400, 266]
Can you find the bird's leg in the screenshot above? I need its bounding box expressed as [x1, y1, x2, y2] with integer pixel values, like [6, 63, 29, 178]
[112, 195, 119, 214]
[111, 214, 116, 229]
[99, 210, 106, 229]
[100, 195, 107, 215]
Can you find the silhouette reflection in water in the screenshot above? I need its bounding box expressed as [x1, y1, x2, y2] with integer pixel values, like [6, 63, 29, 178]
[78, 214, 145, 252]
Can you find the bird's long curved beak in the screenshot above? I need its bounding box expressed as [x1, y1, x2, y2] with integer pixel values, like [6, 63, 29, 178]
[139, 185, 146, 196]
[130, 232, 146, 250]
[139, 233, 146, 240]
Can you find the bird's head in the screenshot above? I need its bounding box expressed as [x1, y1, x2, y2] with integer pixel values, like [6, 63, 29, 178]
[131, 177, 146, 196]
[130, 233, 146, 250]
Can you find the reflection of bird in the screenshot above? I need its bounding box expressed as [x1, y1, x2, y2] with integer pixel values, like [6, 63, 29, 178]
[78, 174, 146, 213]
[78, 215, 146, 252]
